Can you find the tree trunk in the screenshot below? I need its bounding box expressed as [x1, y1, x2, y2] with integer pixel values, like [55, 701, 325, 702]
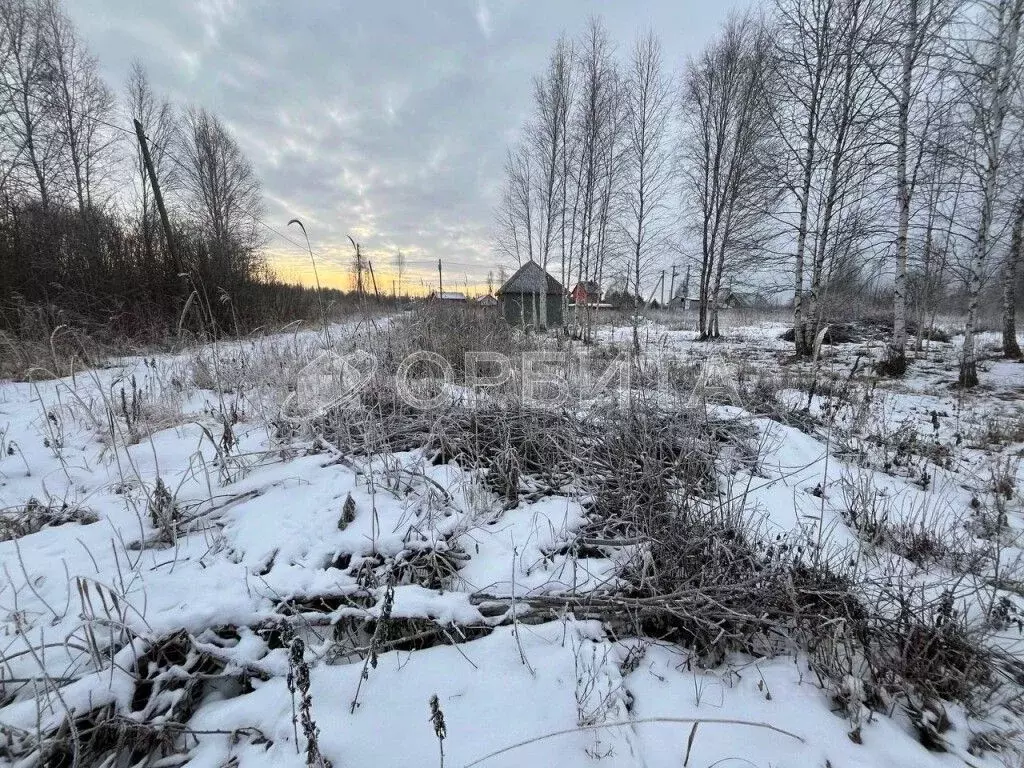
[21, 91, 49, 212]
[915, 214, 935, 352]
[961, 0, 1023, 387]
[709, 210, 732, 340]
[887, 0, 917, 376]
[1002, 198, 1024, 358]
[792, 158, 815, 356]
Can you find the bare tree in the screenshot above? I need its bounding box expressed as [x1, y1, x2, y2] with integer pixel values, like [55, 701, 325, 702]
[393, 249, 407, 296]
[529, 37, 572, 271]
[494, 141, 535, 265]
[909, 89, 968, 351]
[556, 40, 579, 309]
[0, 0, 20, 193]
[178, 106, 263, 275]
[572, 17, 622, 341]
[996, 42, 1024, 359]
[41, 0, 116, 217]
[623, 30, 673, 351]
[0, 0, 59, 209]
[125, 59, 177, 256]
[494, 15, 625, 342]
[880, 0, 957, 374]
[494, 38, 575, 278]
[683, 13, 781, 340]
[1002, 192, 1023, 357]
[958, 0, 1024, 386]
[773, 0, 889, 355]
[773, 0, 841, 355]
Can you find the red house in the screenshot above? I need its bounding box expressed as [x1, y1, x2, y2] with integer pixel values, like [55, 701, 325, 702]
[571, 281, 601, 305]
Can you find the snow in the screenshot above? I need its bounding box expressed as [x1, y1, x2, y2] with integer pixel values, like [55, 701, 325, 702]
[1, 316, 1022, 766]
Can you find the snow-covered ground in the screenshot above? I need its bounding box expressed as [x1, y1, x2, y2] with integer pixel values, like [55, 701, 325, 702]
[1, 313, 1022, 767]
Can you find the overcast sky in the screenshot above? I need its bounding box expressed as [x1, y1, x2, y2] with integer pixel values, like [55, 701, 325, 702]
[67, 0, 753, 292]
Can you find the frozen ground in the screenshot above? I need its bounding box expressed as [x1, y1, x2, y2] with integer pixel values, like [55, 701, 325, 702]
[1, 313, 1023, 767]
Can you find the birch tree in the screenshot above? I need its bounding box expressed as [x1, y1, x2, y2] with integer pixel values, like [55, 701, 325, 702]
[683, 14, 781, 339]
[494, 39, 575, 279]
[529, 37, 572, 271]
[623, 30, 672, 351]
[42, 0, 116, 217]
[0, 0, 59, 209]
[573, 17, 620, 291]
[909, 91, 968, 351]
[958, 0, 1024, 387]
[0, 0, 19, 193]
[881, 0, 956, 374]
[774, 0, 888, 355]
[569, 17, 622, 341]
[773, 0, 842, 355]
[494, 142, 534, 265]
[178, 106, 263, 277]
[1002, 192, 1023, 357]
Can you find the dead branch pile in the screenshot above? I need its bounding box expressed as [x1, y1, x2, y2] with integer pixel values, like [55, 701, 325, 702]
[10, 372, 1019, 761]
[0, 629, 268, 767]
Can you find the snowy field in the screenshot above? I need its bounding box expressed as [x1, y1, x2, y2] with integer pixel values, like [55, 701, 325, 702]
[1, 310, 1023, 767]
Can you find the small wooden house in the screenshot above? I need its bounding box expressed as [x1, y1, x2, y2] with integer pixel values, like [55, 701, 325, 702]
[570, 281, 601, 306]
[669, 294, 701, 311]
[496, 261, 564, 329]
[721, 290, 753, 309]
[476, 295, 498, 308]
[427, 291, 467, 303]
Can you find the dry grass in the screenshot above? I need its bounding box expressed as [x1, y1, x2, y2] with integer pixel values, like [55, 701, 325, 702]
[4, 311, 1024, 766]
[0, 498, 98, 542]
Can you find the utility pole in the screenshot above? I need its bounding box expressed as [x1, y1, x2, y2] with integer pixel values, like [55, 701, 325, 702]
[438, 259, 443, 298]
[669, 265, 678, 307]
[682, 266, 691, 311]
[133, 119, 181, 277]
[346, 236, 371, 305]
[660, 270, 666, 306]
[645, 272, 665, 308]
[368, 260, 380, 302]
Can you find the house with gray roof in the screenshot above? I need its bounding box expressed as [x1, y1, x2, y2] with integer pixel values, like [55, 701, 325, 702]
[496, 261, 564, 329]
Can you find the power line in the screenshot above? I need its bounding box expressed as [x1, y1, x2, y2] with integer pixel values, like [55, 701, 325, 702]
[0, 79, 142, 142]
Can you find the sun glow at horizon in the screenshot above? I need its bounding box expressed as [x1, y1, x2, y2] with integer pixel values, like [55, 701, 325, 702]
[268, 254, 497, 298]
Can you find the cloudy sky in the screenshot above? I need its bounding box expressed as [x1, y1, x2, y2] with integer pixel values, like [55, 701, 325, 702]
[67, 0, 753, 293]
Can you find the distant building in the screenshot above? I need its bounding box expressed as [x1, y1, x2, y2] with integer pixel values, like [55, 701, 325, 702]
[428, 291, 467, 302]
[669, 294, 701, 311]
[721, 290, 753, 309]
[667, 291, 754, 310]
[476, 295, 498, 308]
[496, 261, 564, 329]
[570, 281, 602, 305]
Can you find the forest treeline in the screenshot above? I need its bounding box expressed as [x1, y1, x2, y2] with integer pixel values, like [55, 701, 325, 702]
[0, 0, 360, 345]
[496, 0, 1024, 384]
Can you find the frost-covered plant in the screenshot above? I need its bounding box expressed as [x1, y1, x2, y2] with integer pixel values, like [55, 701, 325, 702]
[147, 476, 177, 541]
[351, 572, 395, 713]
[429, 694, 447, 768]
[0, 498, 97, 541]
[339, 492, 356, 530]
[573, 637, 620, 759]
[287, 634, 331, 768]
